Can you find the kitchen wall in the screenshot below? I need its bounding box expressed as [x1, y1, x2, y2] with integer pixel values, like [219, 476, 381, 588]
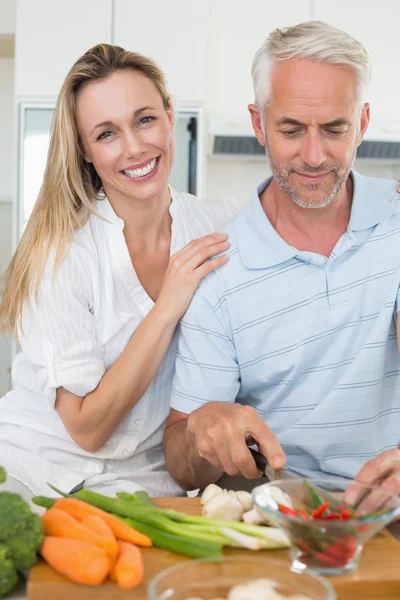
[0, 0, 15, 395]
[0, 54, 14, 395]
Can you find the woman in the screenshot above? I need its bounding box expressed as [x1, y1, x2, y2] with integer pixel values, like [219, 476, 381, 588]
[0, 44, 238, 498]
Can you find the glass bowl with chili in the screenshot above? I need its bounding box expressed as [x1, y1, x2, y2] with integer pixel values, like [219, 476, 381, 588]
[253, 477, 400, 576]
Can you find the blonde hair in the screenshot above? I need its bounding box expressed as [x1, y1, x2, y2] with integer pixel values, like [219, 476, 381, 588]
[252, 21, 371, 111]
[0, 44, 170, 339]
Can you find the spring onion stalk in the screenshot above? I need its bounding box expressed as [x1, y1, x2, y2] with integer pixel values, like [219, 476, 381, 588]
[35, 487, 289, 554]
[221, 528, 273, 551]
[32, 496, 55, 509]
[121, 517, 223, 558]
[81, 489, 290, 546]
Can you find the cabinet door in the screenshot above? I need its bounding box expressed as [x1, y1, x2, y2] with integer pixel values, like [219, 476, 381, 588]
[207, 0, 311, 125]
[314, 0, 400, 126]
[114, 0, 209, 105]
[15, 0, 112, 97]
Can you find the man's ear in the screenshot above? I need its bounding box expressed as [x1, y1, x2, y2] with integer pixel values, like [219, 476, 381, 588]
[357, 103, 370, 146]
[248, 103, 266, 147]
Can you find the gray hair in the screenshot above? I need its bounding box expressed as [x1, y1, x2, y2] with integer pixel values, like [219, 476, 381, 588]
[252, 21, 371, 111]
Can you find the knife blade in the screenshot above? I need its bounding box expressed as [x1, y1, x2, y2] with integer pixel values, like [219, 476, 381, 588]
[249, 448, 281, 480]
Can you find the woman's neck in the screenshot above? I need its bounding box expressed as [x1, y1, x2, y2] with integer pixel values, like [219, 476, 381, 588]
[106, 186, 172, 248]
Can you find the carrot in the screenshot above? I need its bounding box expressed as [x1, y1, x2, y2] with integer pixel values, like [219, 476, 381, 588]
[110, 541, 144, 590]
[82, 514, 116, 542]
[41, 537, 111, 585]
[42, 508, 118, 559]
[54, 497, 152, 547]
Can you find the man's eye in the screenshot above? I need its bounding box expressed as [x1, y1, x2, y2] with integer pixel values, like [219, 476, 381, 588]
[326, 129, 343, 136]
[97, 130, 113, 140]
[282, 130, 301, 136]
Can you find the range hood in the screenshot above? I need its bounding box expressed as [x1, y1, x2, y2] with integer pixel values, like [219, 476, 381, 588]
[209, 115, 400, 160]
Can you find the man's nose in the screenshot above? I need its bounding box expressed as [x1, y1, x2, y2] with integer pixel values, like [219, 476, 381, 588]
[299, 131, 327, 168]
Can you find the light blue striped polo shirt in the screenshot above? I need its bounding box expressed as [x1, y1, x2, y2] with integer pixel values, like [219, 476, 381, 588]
[171, 170, 400, 481]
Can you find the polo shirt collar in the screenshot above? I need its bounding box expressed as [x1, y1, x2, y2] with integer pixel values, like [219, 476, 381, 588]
[348, 170, 398, 231]
[236, 170, 399, 270]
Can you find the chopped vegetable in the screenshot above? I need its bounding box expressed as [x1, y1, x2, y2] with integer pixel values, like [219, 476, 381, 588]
[81, 515, 116, 544]
[41, 507, 119, 559]
[203, 494, 244, 521]
[40, 537, 111, 585]
[110, 541, 144, 589]
[200, 483, 224, 505]
[311, 502, 329, 519]
[40, 496, 152, 547]
[304, 479, 324, 509]
[121, 517, 223, 558]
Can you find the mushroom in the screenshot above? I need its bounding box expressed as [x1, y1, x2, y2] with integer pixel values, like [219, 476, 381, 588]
[200, 483, 224, 505]
[242, 507, 269, 525]
[202, 493, 244, 521]
[227, 490, 253, 512]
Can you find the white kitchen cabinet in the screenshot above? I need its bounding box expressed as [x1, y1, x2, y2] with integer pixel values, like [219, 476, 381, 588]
[207, 0, 312, 126]
[15, 0, 112, 98]
[114, 0, 210, 105]
[0, 0, 16, 35]
[314, 0, 400, 122]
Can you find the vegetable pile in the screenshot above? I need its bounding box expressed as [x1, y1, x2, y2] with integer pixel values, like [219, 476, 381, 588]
[267, 479, 393, 568]
[201, 483, 270, 525]
[38, 496, 150, 588]
[33, 486, 289, 561]
[0, 467, 44, 598]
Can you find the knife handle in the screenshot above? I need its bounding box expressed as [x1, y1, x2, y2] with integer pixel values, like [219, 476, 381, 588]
[249, 448, 268, 475]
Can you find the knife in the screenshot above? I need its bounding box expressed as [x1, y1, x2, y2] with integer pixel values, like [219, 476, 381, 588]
[249, 448, 281, 481]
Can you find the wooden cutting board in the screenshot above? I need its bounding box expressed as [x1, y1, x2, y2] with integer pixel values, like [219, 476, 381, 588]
[27, 497, 400, 600]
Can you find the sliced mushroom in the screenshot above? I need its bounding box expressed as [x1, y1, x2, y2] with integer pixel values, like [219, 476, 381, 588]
[200, 483, 223, 505]
[202, 493, 244, 521]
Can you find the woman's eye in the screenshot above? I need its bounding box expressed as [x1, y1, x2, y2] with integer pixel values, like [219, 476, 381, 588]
[97, 130, 113, 140]
[139, 116, 155, 126]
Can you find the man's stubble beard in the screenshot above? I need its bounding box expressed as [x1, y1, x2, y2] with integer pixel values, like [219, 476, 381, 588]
[266, 142, 358, 210]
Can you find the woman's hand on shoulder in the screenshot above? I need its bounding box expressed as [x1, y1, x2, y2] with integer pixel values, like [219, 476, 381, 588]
[155, 233, 230, 323]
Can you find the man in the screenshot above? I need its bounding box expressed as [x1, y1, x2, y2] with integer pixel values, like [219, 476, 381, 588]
[164, 21, 400, 501]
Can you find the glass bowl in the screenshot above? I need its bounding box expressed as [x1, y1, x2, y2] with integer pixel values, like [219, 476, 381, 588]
[147, 556, 335, 600]
[253, 478, 400, 576]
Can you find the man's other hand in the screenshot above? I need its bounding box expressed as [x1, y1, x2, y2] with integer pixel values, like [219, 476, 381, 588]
[344, 447, 400, 514]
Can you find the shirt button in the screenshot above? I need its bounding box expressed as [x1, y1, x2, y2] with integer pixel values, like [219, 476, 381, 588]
[42, 341, 53, 356]
[122, 450, 129, 457]
[135, 419, 144, 426]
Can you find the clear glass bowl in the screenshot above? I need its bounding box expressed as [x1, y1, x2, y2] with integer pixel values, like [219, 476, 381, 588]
[253, 478, 400, 576]
[147, 556, 336, 600]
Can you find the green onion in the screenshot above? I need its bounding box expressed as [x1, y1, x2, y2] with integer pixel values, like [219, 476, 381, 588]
[121, 517, 223, 558]
[32, 496, 55, 509]
[304, 479, 324, 508]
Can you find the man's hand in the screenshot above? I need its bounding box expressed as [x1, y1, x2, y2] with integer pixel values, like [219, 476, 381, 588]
[186, 402, 286, 479]
[344, 447, 400, 513]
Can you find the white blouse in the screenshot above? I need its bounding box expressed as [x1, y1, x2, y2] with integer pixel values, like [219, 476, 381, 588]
[0, 189, 239, 497]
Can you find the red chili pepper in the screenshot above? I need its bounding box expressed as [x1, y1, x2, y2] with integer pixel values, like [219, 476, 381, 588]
[323, 513, 341, 520]
[279, 505, 297, 517]
[312, 502, 329, 519]
[316, 551, 347, 566]
[298, 510, 311, 520]
[340, 509, 352, 519]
